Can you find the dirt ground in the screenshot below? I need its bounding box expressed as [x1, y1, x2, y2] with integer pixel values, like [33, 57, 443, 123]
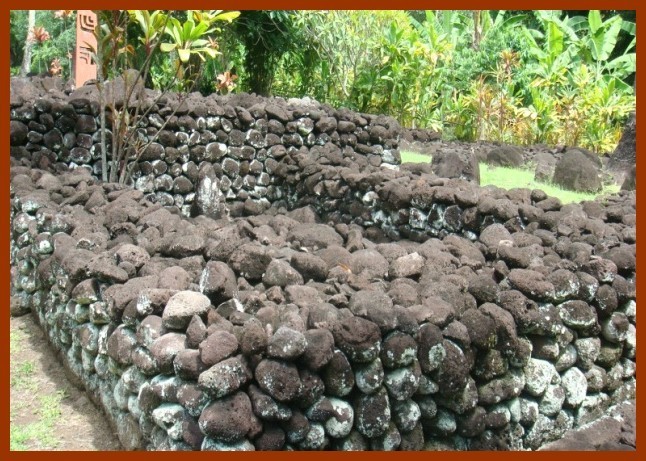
[10, 314, 121, 451]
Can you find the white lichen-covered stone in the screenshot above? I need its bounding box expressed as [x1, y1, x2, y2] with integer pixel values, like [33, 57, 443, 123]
[519, 397, 539, 426]
[198, 356, 252, 398]
[362, 191, 379, 206]
[621, 300, 636, 322]
[621, 358, 636, 379]
[433, 408, 456, 435]
[152, 403, 186, 440]
[554, 344, 578, 372]
[298, 423, 326, 450]
[391, 399, 421, 433]
[574, 337, 601, 368]
[538, 383, 566, 416]
[267, 326, 307, 360]
[575, 392, 610, 426]
[128, 395, 142, 420]
[523, 358, 556, 397]
[560, 367, 587, 406]
[416, 375, 439, 395]
[201, 437, 255, 451]
[94, 354, 110, 378]
[600, 312, 630, 343]
[354, 358, 384, 394]
[384, 366, 420, 401]
[425, 343, 446, 373]
[507, 397, 522, 423]
[135, 174, 155, 193]
[409, 207, 428, 229]
[370, 422, 401, 451]
[121, 366, 147, 394]
[150, 375, 183, 401]
[325, 398, 354, 438]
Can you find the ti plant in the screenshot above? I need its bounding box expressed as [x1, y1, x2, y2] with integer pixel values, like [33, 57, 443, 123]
[89, 10, 239, 184]
[160, 10, 239, 90]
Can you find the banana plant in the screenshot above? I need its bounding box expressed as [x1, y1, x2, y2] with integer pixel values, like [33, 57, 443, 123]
[522, 12, 575, 87]
[585, 11, 635, 88]
[587, 10, 623, 63]
[472, 10, 526, 49]
[409, 10, 464, 58]
[556, 11, 635, 87]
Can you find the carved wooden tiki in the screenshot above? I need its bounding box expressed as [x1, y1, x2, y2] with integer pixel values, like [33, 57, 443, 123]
[74, 10, 97, 87]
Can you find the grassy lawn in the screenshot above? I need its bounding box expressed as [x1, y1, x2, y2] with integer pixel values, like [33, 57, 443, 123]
[400, 150, 619, 204]
[10, 328, 65, 450]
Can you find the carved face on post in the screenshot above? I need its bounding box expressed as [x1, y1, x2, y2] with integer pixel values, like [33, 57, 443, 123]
[74, 10, 98, 87]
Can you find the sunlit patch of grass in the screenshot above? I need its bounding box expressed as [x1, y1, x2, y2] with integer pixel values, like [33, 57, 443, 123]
[10, 329, 27, 353]
[10, 322, 67, 450]
[10, 391, 66, 450]
[11, 360, 37, 391]
[400, 150, 432, 164]
[399, 150, 619, 204]
[479, 164, 620, 204]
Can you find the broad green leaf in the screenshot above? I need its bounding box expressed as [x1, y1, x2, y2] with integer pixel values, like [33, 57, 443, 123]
[606, 76, 616, 94]
[546, 20, 564, 60]
[554, 16, 580, 43]
[131, 10, 145, 29]
[183, 20, 193, 40]
[192, 21, 209, 39]
[588, 10, 602, 34]
[178, 48, 191, 62]
[159, 42, 176, 52]
[214, 11, 240, 22]
[567, 15, 588, 33]
[501, 14, 527, 29]
[597, 16, 622, 61]
[203, 48, 219, 58]
[527, 28, 544, 40]
[612, 78, 632, 94]
[606, 53, 636, 78]
[621, 21, 636, 36]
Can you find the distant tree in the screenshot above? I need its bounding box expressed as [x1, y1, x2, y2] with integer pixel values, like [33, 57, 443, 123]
[20, 10, 36, 76]
[234, 11, 297, 96]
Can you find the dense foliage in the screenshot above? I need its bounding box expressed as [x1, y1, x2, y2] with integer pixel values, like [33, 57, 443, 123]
[10, 9, 635, 153]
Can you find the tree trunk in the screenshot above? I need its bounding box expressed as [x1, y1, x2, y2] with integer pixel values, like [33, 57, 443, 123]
[473, 10, 481, 50]
[20, 10, 36, 77]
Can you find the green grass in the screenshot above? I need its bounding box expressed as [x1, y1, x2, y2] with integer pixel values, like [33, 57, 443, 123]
[11, 361, 38, 391]
[10, 324, 66, 450]
[10, 391, 66, 450]
[400, 150, 619, 204]
[399, 151, 432, 164]
[10, 329, 27, 352]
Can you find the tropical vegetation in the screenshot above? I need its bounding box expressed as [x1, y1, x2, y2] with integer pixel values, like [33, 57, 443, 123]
[10, 9, 636, 153]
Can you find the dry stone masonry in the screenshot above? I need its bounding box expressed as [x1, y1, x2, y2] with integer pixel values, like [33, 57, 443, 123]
[10, 77, 636, 451]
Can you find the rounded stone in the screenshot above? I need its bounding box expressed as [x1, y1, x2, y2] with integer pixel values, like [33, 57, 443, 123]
[162, 291, 211, 330]
[255, 359, 302, 402]
[198, 391, 253, 443]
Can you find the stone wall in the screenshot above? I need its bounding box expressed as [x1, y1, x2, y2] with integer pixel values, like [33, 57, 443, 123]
[10, 79, 401, 219]
[10, 164, 636, 451]
[9, 81, 636, 451]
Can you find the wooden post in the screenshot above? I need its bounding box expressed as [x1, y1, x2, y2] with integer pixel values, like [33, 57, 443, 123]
[74, 10, 97, 87]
